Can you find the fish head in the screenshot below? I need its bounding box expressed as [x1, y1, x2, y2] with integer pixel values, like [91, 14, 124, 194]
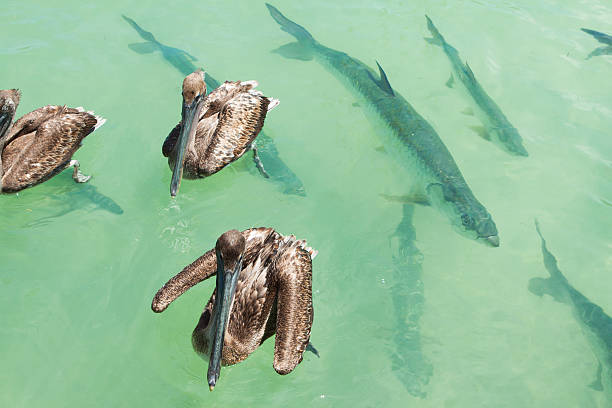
[170, 71, 207, 197]
[207, 230, 246, 391]
[490, 126, 528, 157]
[0, 89, 20, 139]
[427, 183, 499, 247]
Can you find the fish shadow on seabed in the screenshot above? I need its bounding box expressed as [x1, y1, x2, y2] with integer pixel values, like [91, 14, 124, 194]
[388, 204, 433, 398]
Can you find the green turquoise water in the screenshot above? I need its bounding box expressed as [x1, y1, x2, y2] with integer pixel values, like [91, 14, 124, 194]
[1, 1, 611, 407]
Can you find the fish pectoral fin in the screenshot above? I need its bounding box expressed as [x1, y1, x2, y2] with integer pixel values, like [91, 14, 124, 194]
[127, 42, 157, 54]
[374, 145, 387, 153]
[380, 193, 431, 206]
[445, 74, 455, 88]
[424, 36, 442, 46]
[461, 107, 474, 116]
[588, 362, 603, 391]
[271, 42, 313, 61]
[469, 125, 491, 140]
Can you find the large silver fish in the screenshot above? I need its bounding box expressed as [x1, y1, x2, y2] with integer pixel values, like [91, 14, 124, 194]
[266, 4, 499, 246]
[425, 16, 528, 157]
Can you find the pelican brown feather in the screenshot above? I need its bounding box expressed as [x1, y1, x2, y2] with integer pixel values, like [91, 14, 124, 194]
[151, 227, 317, 389]
[162, 72, 278, 196]
[0, 91, 105, 193]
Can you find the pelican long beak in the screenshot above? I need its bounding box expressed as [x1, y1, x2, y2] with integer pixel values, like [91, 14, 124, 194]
[207, 250, 242, 391]
[170, 95, 204, 197]
[0, 112, 11, 184]
[0, 112, 11, 142]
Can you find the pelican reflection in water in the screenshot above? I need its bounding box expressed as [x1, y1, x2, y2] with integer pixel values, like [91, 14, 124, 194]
[163, 71, 279, 196]
[0, 89, 105, 193]
[152, 228, 317, 390]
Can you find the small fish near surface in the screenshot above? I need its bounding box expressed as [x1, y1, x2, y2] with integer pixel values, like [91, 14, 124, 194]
[23, 183, 123, 227]
[163, 70, 279, 197]
[389, 204, 433, 398]
[581, 28, 612, 59]
[425, 16, 528, 157]
[152, 228, 318, 390]
[122, 15, 305, 196]
[529, 221, 612, 398]
[266, 4, 499, 247]
[0, 89, 105, 193]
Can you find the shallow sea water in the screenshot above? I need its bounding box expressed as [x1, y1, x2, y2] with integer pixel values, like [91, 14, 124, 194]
[1, 0, 611, 407]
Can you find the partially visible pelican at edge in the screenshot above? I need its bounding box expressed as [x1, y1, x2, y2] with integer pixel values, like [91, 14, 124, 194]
[163, 70, 279, 196]
[152, 228, 317, 390]
[0, 89, 105, 193]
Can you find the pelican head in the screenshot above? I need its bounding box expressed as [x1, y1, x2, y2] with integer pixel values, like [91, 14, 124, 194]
[0, 89, 20, 186]
[170, 71, 206, 197]
[207, 230, 246, 391]
[0, 89, 20, 141]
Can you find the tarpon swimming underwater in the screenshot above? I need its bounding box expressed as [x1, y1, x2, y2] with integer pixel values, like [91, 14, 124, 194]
[581, 28, 612, 59]
[266, 4, 499, 246]
[425, 16, 528, 157]
[529, 221, 612, 398]
[122, 15, 305, 196]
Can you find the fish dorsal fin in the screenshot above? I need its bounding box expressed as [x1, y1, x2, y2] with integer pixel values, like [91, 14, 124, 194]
[368, 61, 395, 96]
[375, 61, 395, 96]
[464, 61, 475, 81]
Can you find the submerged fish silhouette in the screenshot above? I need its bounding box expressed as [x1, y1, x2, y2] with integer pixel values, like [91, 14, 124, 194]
[24, 182, 123, 227]
[581, 28, 612, 59]
[529, 221, 612, 397]
[389, 204, 433, 398]
[122, 15, 305, 196]
[425, 16, 528, 157]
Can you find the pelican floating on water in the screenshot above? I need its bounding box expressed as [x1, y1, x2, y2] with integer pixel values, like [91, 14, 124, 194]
[0, 89, 105, 193]
[163, 70, 279, 196]
[152, 228, 317, 390]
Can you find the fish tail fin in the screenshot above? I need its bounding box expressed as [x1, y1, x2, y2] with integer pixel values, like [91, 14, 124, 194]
[121, 15, 157, 43]
[306, 342, 320, 358]
[529, 220, 568, 303]
[424, 15, 445, 46]
[266, 4, 315, 61]
[581, 28, 612, 45]
[266, 3, 315, 43]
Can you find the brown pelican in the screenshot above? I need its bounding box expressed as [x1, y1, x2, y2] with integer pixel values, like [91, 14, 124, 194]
[152, 228, 317, 390]
[0, 89, 105, 193]
[163, 70, 279, 196]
